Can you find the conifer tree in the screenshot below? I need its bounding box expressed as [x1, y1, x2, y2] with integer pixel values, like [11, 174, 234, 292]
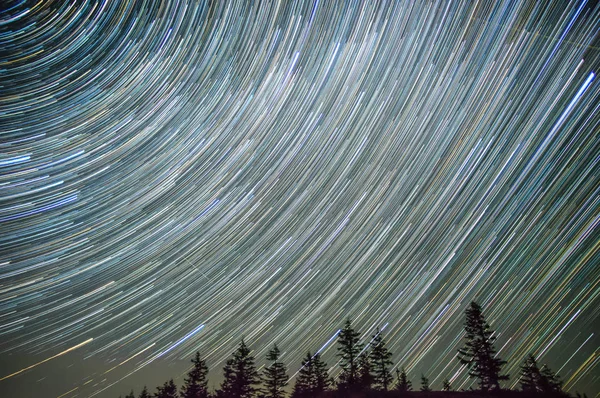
[395, 368, 412, 392]
[520, 354, 542, 392]
[218, 339, 260, 398]
[262, 344, 288, 398]
[312, 353, 331, 394]
[420, 375, 431, 392]
[457, 302, 508, 391]
[292, 352, 314, 398]
[369, 328, 393, 391]
[519, 355, 563, 394]
[442, 379, 452, 392]
[139, 386, 151, 398]
[357, 351, 373, 390]
[336, 319, 363, 390]
[292, 352, 330, 398]
[540, 364, 563, 393]
[125, 390, 135, 398]
[155, 379, 178, 398]
[181, 352, 210, 398]
[217, 361, 236, 398]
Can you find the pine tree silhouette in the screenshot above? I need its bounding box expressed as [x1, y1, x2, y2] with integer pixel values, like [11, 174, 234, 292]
[420, 374, 431, 392]
[336, 319, 363, 391]
[369, 328, 393, 391]
[292, 352, 314, 398]
[357, 351, 373, 390]
[138, 386, 151, 398]
[108, 306, 585, 398]
[457, 301, 508, 391]
[155, 379, 178, 398]
[181, 352, 210, 398]
[442, 378, 452, 392]
[395, 367, 412, 392]
[292, 352, 331, 398]
[520, 354, 542, 392]
[312, 353, 331, 395]
[262, 344, 288, 398]
[218, 339, 260, 398]
[539, 363, 563, 394]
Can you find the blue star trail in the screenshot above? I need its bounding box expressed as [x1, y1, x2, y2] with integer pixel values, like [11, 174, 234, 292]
[1, 1, 599, 397]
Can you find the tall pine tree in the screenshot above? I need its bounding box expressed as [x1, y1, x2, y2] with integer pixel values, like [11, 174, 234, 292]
[357, 351, 373, 390]
[181, 352, 210, 398]
[218, 339, 260, 398]
[540, 364, 563, 394]
[369, 328, 393, 391]
[155, 379, 178, 398]
[442, 379, 452, 392]
[336, 319, 363, 391]
[420, 375, 431, 392]
[292, 352, 314, 398]
[292, 352, 330, 398]
[262, 344, 288, 398]
[312, 353, 331, 394]
[520, 354, 543, 392]
[139, 386, 151, 398]
[395, 368, 412, 392]
[457, 302, 508, 391]
[520, 355, 563, 394]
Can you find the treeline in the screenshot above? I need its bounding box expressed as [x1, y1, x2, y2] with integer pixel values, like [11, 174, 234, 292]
[118, 302, 584, 398]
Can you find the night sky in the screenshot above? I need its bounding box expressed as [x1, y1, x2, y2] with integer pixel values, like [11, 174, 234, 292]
[1, 1, 599, 397]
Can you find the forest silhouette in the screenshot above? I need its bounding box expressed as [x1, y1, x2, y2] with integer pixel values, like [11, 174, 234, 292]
[117, 302, 587, 398]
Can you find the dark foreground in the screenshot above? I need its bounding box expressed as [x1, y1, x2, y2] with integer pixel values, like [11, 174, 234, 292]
[309, 391, 574, 398]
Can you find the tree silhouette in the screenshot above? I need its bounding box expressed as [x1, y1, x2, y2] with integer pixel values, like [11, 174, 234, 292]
[139, 386, 151, 398]
[357, 351, 373, 390]
[292, 352, 331, 398]
[155, 379, 178, 398]
[262, 344, 288, 398]
[520, 354, 543, 392]
[369, 328, 393, 391]
[312, 353, 331, 394]
[420, 375, 431, 392]
[540, 363, 563, 394]
[442, 378, 452, 392]
[108, 306, 586, 398]
[336, 319, 363, 390]
[457, 301, 508, 391]
[181, 352, 210, 398]
[218, 339, 260, 398]
[218, 360, 236, 398]
[292, 352, 314, 398]
[395, 367, 412, 392]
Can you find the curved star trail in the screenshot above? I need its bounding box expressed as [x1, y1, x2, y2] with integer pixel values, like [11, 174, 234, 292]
[1, 1, 599, 397]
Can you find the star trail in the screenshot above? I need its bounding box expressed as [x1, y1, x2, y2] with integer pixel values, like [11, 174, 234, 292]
[1, 1, 599, 397]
